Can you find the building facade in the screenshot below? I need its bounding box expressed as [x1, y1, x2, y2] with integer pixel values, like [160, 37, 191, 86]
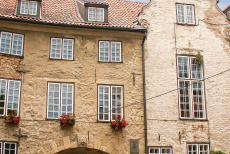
[0, 0, 146, 154]
[140, 0, 230, 153]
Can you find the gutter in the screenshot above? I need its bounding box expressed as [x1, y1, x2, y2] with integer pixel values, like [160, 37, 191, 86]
[141, 31, 148, 154]
[0, 17, 146, 33]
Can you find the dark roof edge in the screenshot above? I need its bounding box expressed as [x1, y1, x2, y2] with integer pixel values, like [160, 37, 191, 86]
[0, 17, 146, 33]
[223, 6, 230, 14]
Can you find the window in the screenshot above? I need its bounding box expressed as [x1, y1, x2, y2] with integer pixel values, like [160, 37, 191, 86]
[20, 0, 38, 16]
[0, 79, 21, 116]
[149, 147, 172, 154]
[99, 41, 122, 62]
[176, 4, 195, 25]
[47, 82, 74, 119]
[0, 32, 24, 56]
[88, 7, 105, 22]
[50, 38, 74, 60]
[187, 144, 209, 154]
[177, 56, 206, 119]
[98, 85, 123, 121]
[0, 142, 17, 154]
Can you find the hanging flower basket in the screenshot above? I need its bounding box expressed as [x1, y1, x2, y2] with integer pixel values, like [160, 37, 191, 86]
[111, 115, 128, 131]
[4, 110, 20, 125]
[195, 51, 203, 66]
[59, 114, 75, 127]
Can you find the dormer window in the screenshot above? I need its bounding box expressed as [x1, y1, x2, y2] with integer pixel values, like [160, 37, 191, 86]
[88, 7, 104, 22]
[18, 0, 40, 17]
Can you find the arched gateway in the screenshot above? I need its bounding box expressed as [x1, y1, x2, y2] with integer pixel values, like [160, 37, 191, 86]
[57, 147, 108, 154]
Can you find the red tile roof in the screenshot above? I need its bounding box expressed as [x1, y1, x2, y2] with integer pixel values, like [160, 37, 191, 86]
[0, 0, 145, 31]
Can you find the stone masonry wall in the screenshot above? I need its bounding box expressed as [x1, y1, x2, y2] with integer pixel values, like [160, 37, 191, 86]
[140, 0, 230, 153]
[0, 21, 145, 154]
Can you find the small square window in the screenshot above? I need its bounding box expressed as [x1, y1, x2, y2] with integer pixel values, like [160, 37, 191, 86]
[19, 0, 39, 16]
[99, 41, 122, 62]
[187, 143, 210, 154]
[88, 7, 105, 22]
[176, 4, 195, 25]
[3, 142, 17, 154]
[149, 147, 172, 154]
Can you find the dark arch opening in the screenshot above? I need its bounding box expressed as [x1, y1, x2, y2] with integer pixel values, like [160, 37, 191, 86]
[56, 147, 109, 154]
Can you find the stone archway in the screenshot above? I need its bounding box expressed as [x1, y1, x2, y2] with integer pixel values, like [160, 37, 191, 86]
[56, 147, 109, 154]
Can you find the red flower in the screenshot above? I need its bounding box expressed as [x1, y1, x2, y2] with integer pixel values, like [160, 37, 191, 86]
[116, 115, 121, 121]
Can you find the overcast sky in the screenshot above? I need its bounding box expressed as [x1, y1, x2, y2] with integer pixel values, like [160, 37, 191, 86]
[131, 0, 230, 10]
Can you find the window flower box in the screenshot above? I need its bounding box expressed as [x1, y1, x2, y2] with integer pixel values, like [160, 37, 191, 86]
[111, 115, 128, 130]
[4, 110, 20, 125]
[59, 114, 75, 127]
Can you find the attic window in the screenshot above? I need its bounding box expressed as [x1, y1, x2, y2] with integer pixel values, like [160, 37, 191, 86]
[88, 7, 104, 22]
[19, 0, 39, 16]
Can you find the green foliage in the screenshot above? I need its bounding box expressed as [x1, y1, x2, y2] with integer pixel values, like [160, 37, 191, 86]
[195, 51, 203, 66]
[211, 151, 226, 154]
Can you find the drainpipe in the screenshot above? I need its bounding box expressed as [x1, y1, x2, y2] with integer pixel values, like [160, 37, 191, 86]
[141, 31, 148, 154]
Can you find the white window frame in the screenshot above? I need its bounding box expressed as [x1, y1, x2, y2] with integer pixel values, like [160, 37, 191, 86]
[3, 142, 17, 154]
[47, 82, 74, 119]
[187, 143, 210, 154]
[149, 147, 172, 154]
[98, 85, 123, 122]
[20, 0, 38, 16]
[0, 142, 2, 154]
[0, 32, 24, 56]
[50, 38, 74, 60]
[0, 79, 21, 117]
[177, 55, 206, 120]
[99, 41, 122, 62]
[88, 7, 105, 22]
[176, 3, 195, 25]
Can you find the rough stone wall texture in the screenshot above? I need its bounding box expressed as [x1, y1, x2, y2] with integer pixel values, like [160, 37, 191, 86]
[139, 0, 230, 153]
[0, 21, 145, 154]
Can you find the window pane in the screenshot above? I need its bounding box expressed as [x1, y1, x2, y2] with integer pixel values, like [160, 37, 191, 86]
[0, 142, 2, 154]
[193, 81, 205, 119]
[188, 144, 198, 154]
[149, 148, 160, 154]
[88, 7, 96, 21]
[0, 79, 7, 116]
[111, 86, 123, 120]
[20, 0, 29, 14]
[178, 56, 189, 78]
[50, 38, 62, 59]
[96, 8, 104, 22]
[186, 5, 194, 24]
[0, 32, 12, 54]
[179, 80, 191, 118]
[191, 57, 203, 79]
[4, 143, 16, 154]
[161, 148, 172, 154]
[61, 83, 73, 115]
[199, 144, 209, 154]
[99, 41, 109, 62]
[98, 85, 110, 121]
[29, 1, 38, 15]
[111, 42, 121, 62]
[7, 80, 21, 116]
[62, 39, 73, 60]
[47, 83, 60, 119]
[176, 4, 185, 24]
[11, 34, 24, 56]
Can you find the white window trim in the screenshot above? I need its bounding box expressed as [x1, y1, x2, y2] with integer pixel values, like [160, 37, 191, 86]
[20, 0, 38, 16]
[98, 85, 110, 122]
[98, 85, 123, 122]
[149, 147, 173, 154]
[47, 82, 74, 119]
[176, 3, 195, 25]
[99, 41, 122, 62]
[88, 7, 105, 22]
[0, 142, 2, 154]
[187, 143, 210, 154]
[0, 31, 24, 56]
[3, 142, 17, 154]
[0, 79, 21, 117]
[177, 56, 206, 120]
[50, 38, 74, 60]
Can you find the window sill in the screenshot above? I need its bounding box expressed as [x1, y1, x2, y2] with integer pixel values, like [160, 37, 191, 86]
[16, 14, 40, 19]
[49, 58, 74, 61]
[0, 53, 24, 59]
[176, 23, 197, 26]
[179, 118, 208, 122]
[98, 61, 123, 64]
